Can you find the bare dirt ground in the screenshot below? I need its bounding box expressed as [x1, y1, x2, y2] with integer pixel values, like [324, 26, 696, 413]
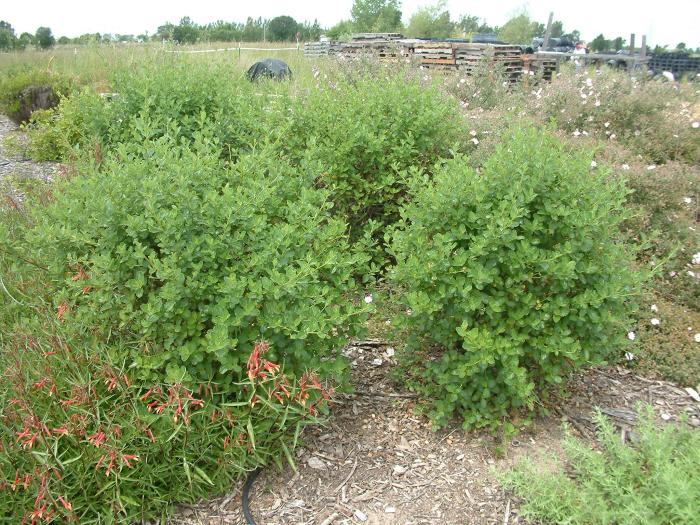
[2, 114, 699, 525]
[0, 115, 58, 186]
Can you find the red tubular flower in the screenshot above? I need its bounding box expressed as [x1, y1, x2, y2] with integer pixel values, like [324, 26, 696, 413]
[56, 302, 69, 321]
[247, 341, 270, 382]
[57, 496, 72, 510]
[88, 430, 106, 448]
[263, 360, 280, 373]
[121, 454, 138, 468]
[223, 436, 230, 450]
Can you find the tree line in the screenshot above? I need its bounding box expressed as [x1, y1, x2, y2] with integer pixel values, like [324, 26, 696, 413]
[0, 0, 696, 52]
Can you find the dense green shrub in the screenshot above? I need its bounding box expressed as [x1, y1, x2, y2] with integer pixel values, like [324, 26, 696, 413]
[27, 133, 369, 385]
[501, 406, 700, 524]
[388, 127, 640, 429]
[279, 71, 465, 252]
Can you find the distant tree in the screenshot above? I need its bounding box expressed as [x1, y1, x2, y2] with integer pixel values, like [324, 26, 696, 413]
[589, 33, 611, 52]
[497, 13, 542, 44]
[676, 42, 686, 50]
[612, 36, 626, 51]
[0, 21, 16, 51]
[652, 44, 668, 54]
[567, 29, 581, 43]
[173, 17, 199, 44]
[327, 19, 355, 40]
[35, 27, 55, 49]
[204, 20, 242, 42]
[57, 36, 70, 45]
[16, 32, 33, 50]
[137, 33, 149, 43]
[406, 1, 454, 38]
[155, 22, 175, 41]
[298, 20, 322, 41]
[241, 17, 264, 42]
[351, 0, 402, 33]
[549, 20, 564, 38]
[456, 14, 480, 35]
[267, 15, 299, 41]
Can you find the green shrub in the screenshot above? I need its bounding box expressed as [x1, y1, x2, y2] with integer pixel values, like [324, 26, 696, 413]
[27, 133, 369, 386]
[0, 65, 74, 123]
[388, 127, 640, 429]
[501, 406, 700, 525]
[279, 71, 465, 253]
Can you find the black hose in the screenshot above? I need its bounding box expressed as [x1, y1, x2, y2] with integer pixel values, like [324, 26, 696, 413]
[242, 467, 263, 525]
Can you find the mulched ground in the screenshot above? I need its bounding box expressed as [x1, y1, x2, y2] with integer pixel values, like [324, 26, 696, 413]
[2, 113, 699, 525]
[171, 340, 700, 525]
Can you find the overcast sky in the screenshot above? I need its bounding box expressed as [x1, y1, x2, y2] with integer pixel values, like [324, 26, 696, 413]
[2, 0, 698, 48]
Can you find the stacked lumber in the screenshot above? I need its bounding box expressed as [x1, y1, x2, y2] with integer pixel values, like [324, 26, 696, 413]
[339, 38, 406, 60]
[413, 41, 456, 70]
[304, 41, 341, 57]
[454, 43, 523, 81]
[522, 55, 558, 81]
[351, 33, 403, 41]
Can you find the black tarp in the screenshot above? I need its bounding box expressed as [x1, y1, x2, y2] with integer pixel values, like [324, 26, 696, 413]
[246, 59, 292, 81]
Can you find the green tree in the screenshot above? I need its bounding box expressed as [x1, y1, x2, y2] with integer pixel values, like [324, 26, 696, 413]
[241, 17, 264, 41]
[57, 36, 70, 45]
[267, 15, 299, 41]
[497, 14, 542, 44]
[351, 0, 402, 33]
[327, 19, 354, 40]
[406, 0, 454, 38]
[612, 36, 626, 51]
[155, 22, 175, 41]
[0, 21, 16, 51]
[16, 32, 33, 50]
[589, 33, 611, 52]
[173, 17, 199, 44]
[550, 20, 564, 38]
[676, 42, 686, 50]
[35, 27, 55, 49]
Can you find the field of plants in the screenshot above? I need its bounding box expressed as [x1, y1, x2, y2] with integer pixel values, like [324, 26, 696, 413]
[0, 44, 699, 524]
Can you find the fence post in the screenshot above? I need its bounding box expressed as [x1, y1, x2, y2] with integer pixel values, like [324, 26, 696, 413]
[640, 34, 647, 73]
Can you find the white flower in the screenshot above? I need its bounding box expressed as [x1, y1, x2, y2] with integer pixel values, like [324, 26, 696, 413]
[627, 331, 636, 341]
[669, 270, 677, 277]
[693, 121, 699, 129]
[622, 164, 630, 170]
[684, 197, 693, 204]
[572, 130, 581, 137]
[585, 78, 593, 87]
[625, 352, 635, 361]
[651, 318, 661, 326]
[470, 130, 477, 136]
[651, 304, 658, 312]
[689, 271, 697, 278]
[582, 130, 589, 136]
[610, 134, 617, 139]
[590, 160, 597, 168]
[694, 333, 700, 343]
[459, 78, 466, 84]
[580, 93, 588, 99]
[661, 413, 671, 421]
[364, 294, 373, 304]
[471, 137, 479, 145]
[594, 100, 601, 107]
[693, 252, 700, 265]
[604, 122, 610, 128]
[647, 165, 656, 170]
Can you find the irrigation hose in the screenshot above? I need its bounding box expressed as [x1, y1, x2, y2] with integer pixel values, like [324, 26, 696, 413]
[242, 467, 263, 525]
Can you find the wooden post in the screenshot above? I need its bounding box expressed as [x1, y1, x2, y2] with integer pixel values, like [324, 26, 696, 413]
[629, 33, 636, 72]
[542, 12, 554, 49]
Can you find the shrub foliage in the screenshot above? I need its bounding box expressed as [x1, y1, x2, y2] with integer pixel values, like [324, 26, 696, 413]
[28, 136, 368, 385]
[388, 127, 640, 429]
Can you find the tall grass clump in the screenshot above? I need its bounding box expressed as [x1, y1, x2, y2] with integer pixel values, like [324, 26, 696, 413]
[501, 406, 700, 525]
[388, 126, 640, 429]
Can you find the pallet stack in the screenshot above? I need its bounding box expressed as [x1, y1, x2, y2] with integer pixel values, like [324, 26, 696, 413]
[339, 35, 407, 60]
[304, 41, 341, 57]
[454, 43, 523, 81]
[413, 41, 456, 70]
[523, 55, 558, 81]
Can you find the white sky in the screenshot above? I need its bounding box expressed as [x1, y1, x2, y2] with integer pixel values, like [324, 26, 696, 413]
[2, 0, 698, 48]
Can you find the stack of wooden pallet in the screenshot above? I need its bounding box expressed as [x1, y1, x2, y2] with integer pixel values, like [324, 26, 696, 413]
[303, 41, 341, 57]
[413, 41, 456, 70]
[454, 43, 523, 81]
[522, 55, 558, 82]
[339, 38, 406, 60]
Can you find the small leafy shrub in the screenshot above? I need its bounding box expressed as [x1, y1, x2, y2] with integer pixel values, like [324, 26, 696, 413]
[101, 59, 271, 160]
[501, 406, 700, 525]
[279, 70, 465, 252]
[21, 89, 107, 161]
[440, 61, 518, 110]
[388, 127, 640, 429]
[28, 135, 368, 386]
[0, 66, 74, 124]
